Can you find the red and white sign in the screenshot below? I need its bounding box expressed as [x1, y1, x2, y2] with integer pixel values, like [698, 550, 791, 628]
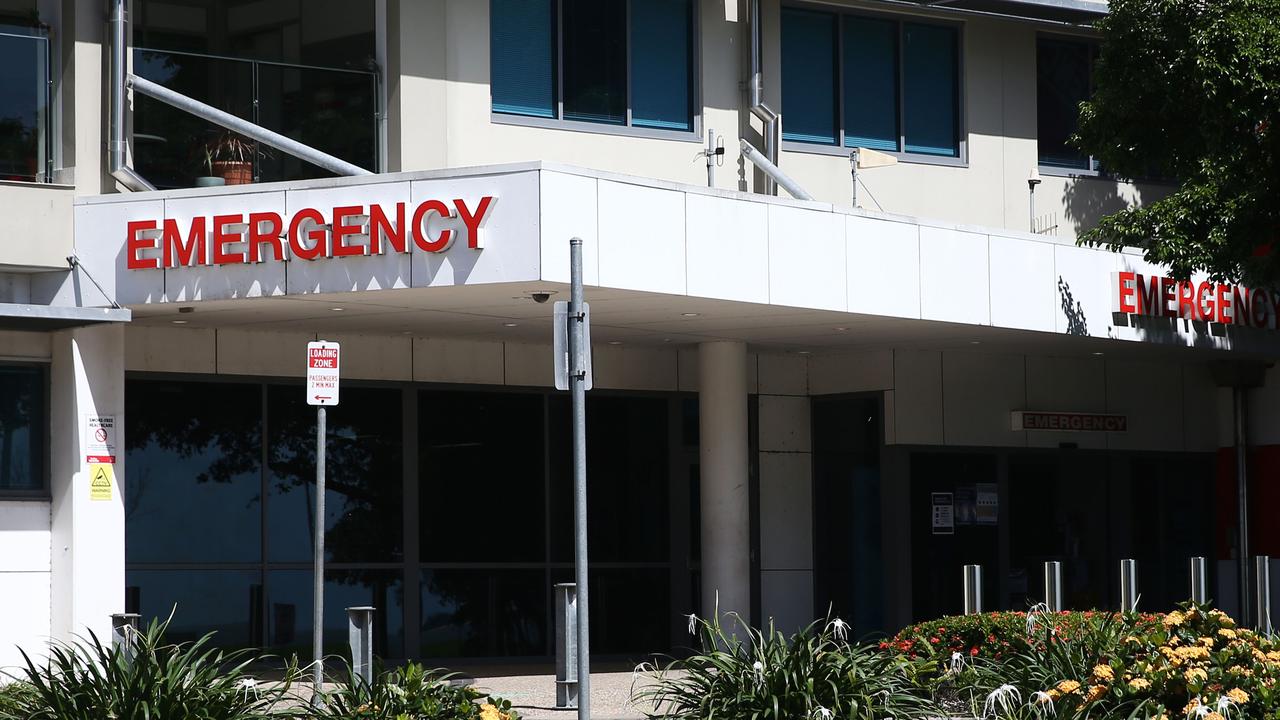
[1012, 411, 1127, 433]
[1113, 271, 1280, 329]
[84, 414, 118, 463]
[125, 196, 496, 270]
[306, 341, 340, 407]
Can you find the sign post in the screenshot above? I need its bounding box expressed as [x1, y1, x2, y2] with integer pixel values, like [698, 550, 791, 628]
[306, 340, 340, 704]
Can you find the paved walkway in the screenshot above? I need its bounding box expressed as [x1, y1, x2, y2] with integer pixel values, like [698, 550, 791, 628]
[465, 667, 665, 720]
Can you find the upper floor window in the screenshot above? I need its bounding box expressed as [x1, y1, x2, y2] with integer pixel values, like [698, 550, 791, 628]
[781, 7, 961, 159]
[0, 1, 51, 183]
[1037, 36, 1097, 170]
[490, 0, 696, 133]
[0, 364, 46, 495]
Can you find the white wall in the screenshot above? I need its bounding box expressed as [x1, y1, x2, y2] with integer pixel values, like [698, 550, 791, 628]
[0, 501, 52, 669]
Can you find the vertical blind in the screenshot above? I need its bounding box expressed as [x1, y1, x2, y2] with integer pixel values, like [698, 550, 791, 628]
[781, 8, 837, 144]
[490, 0, 556, 118]
[632, 0, 693, 130]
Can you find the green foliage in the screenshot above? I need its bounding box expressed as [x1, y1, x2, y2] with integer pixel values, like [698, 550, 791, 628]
[1074, 0, 1280, 285]
[14, 617, 301, 720]
[633, 611, 939, 720]
[890, 609, 1162, 662]
[0, 682, 38, 720]
[313, 662, 519, 720]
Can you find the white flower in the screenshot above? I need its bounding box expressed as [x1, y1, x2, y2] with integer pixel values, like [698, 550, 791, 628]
[1029, 691, 1055, 717]
[811, 707, 834, 720]
[236, 677, 258, 701]
[984, 684, 1022, 719]
[1026, 602, 1048, 638]
[828, 618, 849, 642]
[685, 613, 698, 635]
[949, 651, 966, 675]
[1216, 696, 1238, 720]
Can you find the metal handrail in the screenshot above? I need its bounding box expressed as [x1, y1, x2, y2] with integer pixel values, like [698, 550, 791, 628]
[740, 139, 813, 201]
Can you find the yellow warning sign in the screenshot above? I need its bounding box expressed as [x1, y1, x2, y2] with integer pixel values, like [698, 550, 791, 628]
[89, 463, 113, 501]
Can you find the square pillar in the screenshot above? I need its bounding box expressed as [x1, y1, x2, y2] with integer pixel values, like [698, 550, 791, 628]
[698, 341, 750, 622]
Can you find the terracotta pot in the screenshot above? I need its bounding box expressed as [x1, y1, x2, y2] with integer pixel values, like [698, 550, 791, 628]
[212, 160, 254, 185]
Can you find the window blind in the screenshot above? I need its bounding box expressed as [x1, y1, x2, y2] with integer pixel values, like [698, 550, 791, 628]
[781, 8, 837, 144]
[843, 16, 899, 152]
[631, 0, 692, 131]
[490, 0, 556, 118]
[902, 23, 959, 157]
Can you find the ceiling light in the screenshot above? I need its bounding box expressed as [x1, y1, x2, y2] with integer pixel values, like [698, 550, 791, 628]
[330, 307, 345, 311]
[681, 312, 700, 318]
[608, 340, 622, 345]
[797, 350, 811, 355]
[834, 327, 849, 332]
[1092, 351, 1105, 356]
[970, 340, 982, 345]
[503, 322, 519, 327]
[171, 319, 188, 325]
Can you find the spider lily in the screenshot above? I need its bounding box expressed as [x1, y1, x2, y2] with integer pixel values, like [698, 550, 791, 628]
[236, 677, 258, 702]
[827, 618, 849, 642]
[1029, 691, 1055, 717]
[984, 684, 1022, 719]
[811, 706, 834, 720]
[949, 651, 967, 675]
[1026, 602, 1048, 638]
[685, 613, 698, 636]
[1217, 696, 1238, 720]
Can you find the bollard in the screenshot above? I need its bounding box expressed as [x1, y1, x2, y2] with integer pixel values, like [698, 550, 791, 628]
[1190, 556, 1208, 604]
[346, 606, 375, 688]
[111, 613, 140, 668]
[1120, 559, 1139, 612]
[1255, 557, 1272, 636]
[963, 565, 983, 615]
[554, 583, 579, 709]
[1043, 561, 1063, 612]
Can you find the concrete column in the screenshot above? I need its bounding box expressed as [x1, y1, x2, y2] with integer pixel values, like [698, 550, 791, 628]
[698, 341, 750, 622]
[50, 323, 126, 643]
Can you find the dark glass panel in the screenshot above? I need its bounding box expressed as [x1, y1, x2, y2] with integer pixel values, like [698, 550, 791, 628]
[902, 23, 959, 157]
[551, 395, 670, 563]
[909, 453, 998, 621]
[562, 0, 626, 124]
[1037, 38, 1091, 168]
[780, 8, 837, 144]
[132, 50, 254, 189]
[265, 570, 405, 659]
[0, 365, 43, 491]
[125, 380, 262, 564]
[490, 0, 556, 118]
[126, 569, 262, 648]
[420, 569, 546, 657]
[256, 64, 377, 182]
[135, 0, 375, 69]
[842, 16, 899, 152]
[552, 568, 669, 655]
[267, 386, 403, 564]
[419, 391, 545, 563]
[0, 1, 37, 26]
[630, 0, 692, 130]
[0, 28, 46, 181]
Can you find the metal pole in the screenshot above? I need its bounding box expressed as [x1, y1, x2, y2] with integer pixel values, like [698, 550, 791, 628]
[1235, 386, 1251, 627]
[108, 0, 154, 191]
[1256, 556, 1272, 636]
[963, 565, 982, 615]
[1028, 184, 1036, 232]
[568, 237, 590, 720]
[1120, 559, 1138, 612]
[346, 606, 375, 688]
[739, 139, 814, 201]
[554, 583, 579, 708]
[1043, 561, 1063, 612]
[1190, 556, 1208, 604]
[850, 151, 859, 208]
[110, 613, 140, 668]
[312, 406, 327, 705]
[706, 129, 715, 188]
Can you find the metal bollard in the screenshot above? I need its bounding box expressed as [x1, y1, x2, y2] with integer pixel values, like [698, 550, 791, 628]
[1255, 557, 1272, 636]
[346, 606, 375, 688]
[963, 565, 983, 615]
[554, 583, 579, 708]
[1190, 556, 1208, 604]
[111, 613, 140, 668]
[1044, 561, 1063, 612]
[1120, 559, 1139, 612]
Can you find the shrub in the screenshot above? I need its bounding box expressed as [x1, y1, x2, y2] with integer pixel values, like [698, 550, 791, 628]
[14, 617, 301, 720]
[890, 609, 1163, 663]
[313, 662, 519, 720]
[0, 682, 37, 720]
[633, 611, 939, 720]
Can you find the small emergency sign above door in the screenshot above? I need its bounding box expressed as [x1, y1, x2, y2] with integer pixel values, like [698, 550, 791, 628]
[306, 341, 340, 406]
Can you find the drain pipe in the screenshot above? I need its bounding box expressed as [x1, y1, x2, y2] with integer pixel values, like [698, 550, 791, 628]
[748, 0, 779, 196]
[108, 0, 154, 191]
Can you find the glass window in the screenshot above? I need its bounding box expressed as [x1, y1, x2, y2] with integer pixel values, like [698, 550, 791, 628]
[419, 391, 546, 563]
[0, 15, 49, 183]
[780, 8, 837, 144]
[0, 364, 44, 492]
[125, 380, 262, 564]
[420, 569, 546, 658]
[266, 570, 405, 659]
[126, 569, 263, 647]
[490, 0, 556, 118]
[782, 10, 961, 158]
[267, 386, 403, 564]
[490, 0, 696, 133]
[1037, 37, 1094, 169]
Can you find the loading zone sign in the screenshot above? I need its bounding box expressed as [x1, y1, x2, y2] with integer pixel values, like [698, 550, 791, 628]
[306, 341, 340, 406]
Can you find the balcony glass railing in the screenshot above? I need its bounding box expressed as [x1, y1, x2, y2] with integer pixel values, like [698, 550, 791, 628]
[133, 49, 377, 189]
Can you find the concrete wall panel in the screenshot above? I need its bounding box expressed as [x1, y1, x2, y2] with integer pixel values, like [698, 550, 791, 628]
[758, 395, 811, 453]
[768, 205, 845, 312]
[413, 337, 504, 385]
[892, 350, 944, 445]
[1105, 360, 1184, 451]
[757, 352, 807, 396]
[989, 235, 1055, 332]
[597, 181, 686, 295]
[919, 227, 989, 325]
[942, 351, 1027, 447]
[847, 216, 920, 320]
[759, 452, 813, 571]
[686, 194, 770, 304]
[808, 350, 893, 396]
[330, 333, 413, 381]
[124, 326, 217, 374]
[216, 329, 317, 376]
[540, 172, 599, 286]
[1024, 355, 1108, 449]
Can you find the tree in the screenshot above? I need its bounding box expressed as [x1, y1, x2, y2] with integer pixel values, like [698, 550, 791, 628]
[1074, 0, 1280, 286]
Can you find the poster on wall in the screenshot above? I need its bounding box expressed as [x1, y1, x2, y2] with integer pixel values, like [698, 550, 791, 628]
[931, 492, 955, 535]
[976, 483, 999, 525]
[954, 485, 976, 525]
[83, 414, 117, 464]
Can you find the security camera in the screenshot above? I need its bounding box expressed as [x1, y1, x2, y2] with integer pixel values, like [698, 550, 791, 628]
[531, 291, 553, 304]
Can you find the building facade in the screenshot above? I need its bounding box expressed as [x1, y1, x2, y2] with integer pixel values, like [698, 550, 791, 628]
[0, 0, 1277, 667]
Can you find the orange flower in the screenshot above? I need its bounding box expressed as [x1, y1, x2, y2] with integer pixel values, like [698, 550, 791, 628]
[1085, 684, 1107, 703]
[1056, 680, 1082, 694]
[1093, 664, 1115, 682]
[1227, 688, 1250, 704]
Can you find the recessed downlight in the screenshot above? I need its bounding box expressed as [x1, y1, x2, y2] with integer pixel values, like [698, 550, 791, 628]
[608, 340, 623, 345]
[681, 312, 700, 318]
[503, 322, 519, 328]
[171, 319, 189, 325]
[330, 307, 345, 312]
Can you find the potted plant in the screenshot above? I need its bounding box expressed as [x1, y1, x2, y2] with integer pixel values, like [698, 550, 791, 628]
[203, 131, 257, 186]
